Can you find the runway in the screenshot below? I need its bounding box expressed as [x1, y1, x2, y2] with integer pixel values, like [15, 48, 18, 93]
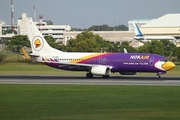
[0, 75, 180, 86]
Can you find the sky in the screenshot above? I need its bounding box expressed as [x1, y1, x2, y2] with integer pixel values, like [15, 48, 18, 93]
[0, 0, 180, 28]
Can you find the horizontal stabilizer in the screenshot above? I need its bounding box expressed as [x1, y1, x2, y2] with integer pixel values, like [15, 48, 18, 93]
[29, 53, 39, 57]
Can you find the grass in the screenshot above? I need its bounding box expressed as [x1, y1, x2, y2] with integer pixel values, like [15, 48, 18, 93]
[0, 85, 180, 120]
[0, 63, 85, 75]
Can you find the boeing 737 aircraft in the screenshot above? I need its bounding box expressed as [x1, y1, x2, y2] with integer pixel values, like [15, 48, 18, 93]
[134, 23, 176, 41]
[25, 18, 175, 78]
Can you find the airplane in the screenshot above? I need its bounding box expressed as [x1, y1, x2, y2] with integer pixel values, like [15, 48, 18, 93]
[25, 17, 175, 78]
[133, 23, 176, 42]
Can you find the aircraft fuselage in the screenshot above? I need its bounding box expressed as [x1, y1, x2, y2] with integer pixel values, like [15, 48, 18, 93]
[37, 53, 171, 73]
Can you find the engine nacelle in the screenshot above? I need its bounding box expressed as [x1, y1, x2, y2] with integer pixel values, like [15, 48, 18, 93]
[91, 66, 111, 75]
[119, 72, 136, 75]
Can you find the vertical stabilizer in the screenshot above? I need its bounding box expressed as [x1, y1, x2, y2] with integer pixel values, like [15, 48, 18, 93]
[134, 23, 143, 37]
[123, 48, 128, 53]
[26, 17, 63, 55]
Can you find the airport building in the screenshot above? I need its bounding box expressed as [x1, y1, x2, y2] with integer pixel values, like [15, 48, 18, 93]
[134, 14, 180, 47]
[17, 13, 71, 44]
[0, 13, 71, 43]
[0, 13, 139, 48]
[0, 21, 18, 35]
[1, 13, 180, 48]
[139, 14, 180, 39]
[128, 14, 180, 39]
[128, 19, 153, 31]
[64, 14, 180, 47]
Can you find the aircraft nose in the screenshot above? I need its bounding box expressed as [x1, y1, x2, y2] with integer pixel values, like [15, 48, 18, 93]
[162, 61, 175, 71]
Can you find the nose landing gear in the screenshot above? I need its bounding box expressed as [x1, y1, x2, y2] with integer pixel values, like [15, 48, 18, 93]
[156, 71, 166, 79]
[156, 74, 161, 79]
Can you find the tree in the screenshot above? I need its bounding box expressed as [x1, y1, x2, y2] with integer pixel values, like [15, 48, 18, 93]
[65, 31, 113, 52]
[6, 35, 30, 52]
[58, 44, 67, 51]
[87, 24, 128, 31]
[171, 46, 180, 61]
[88, 24, 112, 31]
[138, 41, 151, 53]
[44, 35, 60, 49]
[119, 42, 137, 53]
[43, 20, 53, 25]
[2, 29, 17, 35]
[115, 25, 128, 31]
[64, 31, 138, 52]
[149, 41, 164, 55]
[138, 41, 164, 55]
[160, 40, 176, 58]
[71, 28, 84, 31]
[138, 40, 176, 60]
[108, 42, 137, 53]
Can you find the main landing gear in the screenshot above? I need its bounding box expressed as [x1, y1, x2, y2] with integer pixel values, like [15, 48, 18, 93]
[86, 72, 93, 78]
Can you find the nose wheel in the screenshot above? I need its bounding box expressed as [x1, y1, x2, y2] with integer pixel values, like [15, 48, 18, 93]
[156, 72, 164, 79]
[156, 75, 161, 79]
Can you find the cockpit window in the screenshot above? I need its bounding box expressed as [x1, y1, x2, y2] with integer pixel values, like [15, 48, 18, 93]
[159, 59, 168, 62]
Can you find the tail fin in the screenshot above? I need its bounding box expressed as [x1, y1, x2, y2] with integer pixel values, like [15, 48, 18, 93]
[133, 23, 143, 37]
[26, 17, 63, 55]
[21, 47, 31, 60]
[123, 48, 128, 53]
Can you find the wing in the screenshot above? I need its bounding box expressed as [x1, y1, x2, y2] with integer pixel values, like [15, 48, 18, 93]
[39, 59, 113, 71]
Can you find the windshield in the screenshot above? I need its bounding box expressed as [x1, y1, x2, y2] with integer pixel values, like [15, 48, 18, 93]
[159, 59, 168, 62]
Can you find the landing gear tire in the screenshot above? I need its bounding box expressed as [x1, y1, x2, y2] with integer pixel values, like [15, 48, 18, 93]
[86, 73, 93, 78]
[156, 75, 161, 79]
[102, 75, 110, 78]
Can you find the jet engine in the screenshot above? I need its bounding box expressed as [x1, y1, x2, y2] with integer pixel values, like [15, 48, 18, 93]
[119, 72, 136, 75]
[91, 66, 111, 75]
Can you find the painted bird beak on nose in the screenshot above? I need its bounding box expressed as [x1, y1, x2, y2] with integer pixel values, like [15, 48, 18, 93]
[162, 61, 175, 71]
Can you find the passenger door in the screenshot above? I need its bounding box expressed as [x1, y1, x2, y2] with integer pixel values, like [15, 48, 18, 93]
[149, 57, 155, 66]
